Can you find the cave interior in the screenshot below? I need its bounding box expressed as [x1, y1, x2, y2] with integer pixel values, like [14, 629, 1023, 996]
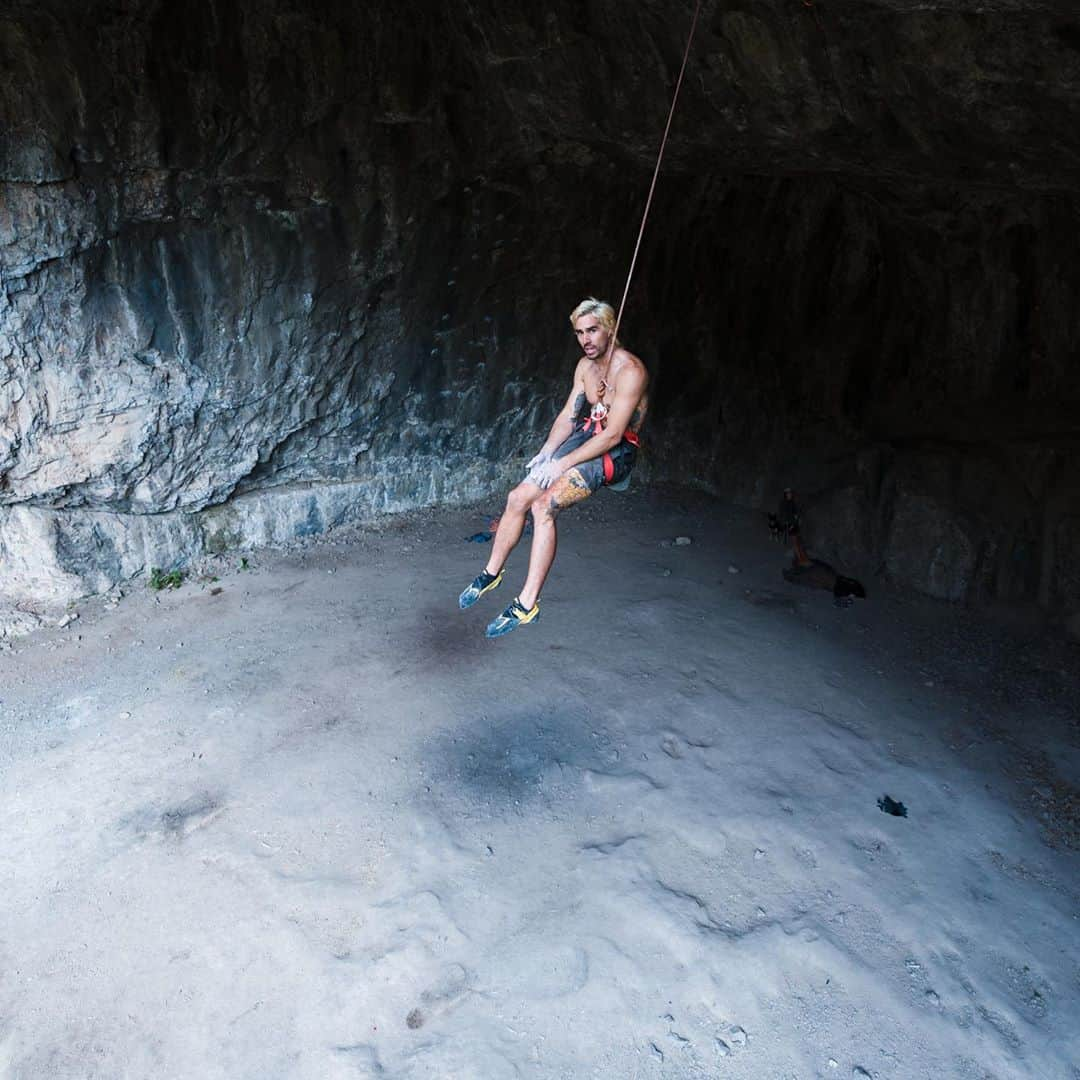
[4, 6, 1080, 1077]
[1, 0, 1079, 631]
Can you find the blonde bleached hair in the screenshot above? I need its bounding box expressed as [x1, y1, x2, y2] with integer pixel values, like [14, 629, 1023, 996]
[569, 297, 617, 335]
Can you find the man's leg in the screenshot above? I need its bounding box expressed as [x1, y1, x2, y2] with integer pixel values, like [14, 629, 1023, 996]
[482, 468, 596, 636]
[459, 480, 543, 609]
[518, 470, 593, 609]
[488, 483, 540, 578]
[485, 480, 541, 576]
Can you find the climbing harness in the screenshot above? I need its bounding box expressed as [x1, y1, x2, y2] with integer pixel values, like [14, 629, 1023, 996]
[598, 0, 703, 392]
[601, 429, 640, 486]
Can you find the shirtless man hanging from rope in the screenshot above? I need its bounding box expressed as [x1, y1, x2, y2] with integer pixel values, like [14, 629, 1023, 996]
[458, 297, 649, 637]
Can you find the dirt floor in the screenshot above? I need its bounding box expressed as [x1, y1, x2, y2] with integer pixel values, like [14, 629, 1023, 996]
[1, 486, 1077, 1079]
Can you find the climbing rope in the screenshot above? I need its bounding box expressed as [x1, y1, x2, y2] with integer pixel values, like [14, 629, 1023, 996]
[800, 0, 849, 122]
[600, 0, 703, 386]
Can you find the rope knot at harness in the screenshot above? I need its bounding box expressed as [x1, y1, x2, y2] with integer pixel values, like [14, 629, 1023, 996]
[583, 400, 609, 435]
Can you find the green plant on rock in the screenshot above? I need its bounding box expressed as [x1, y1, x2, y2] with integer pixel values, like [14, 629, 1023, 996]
[149, 566, 185, 591]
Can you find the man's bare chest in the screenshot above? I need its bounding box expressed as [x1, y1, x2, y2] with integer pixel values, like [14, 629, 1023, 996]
[583, 361, 622, 406]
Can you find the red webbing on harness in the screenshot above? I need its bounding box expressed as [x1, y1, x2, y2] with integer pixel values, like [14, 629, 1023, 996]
[583, 417, 641, 445]
[603, 430, 640, 484]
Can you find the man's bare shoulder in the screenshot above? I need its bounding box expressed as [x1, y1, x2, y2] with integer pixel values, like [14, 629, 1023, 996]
[613, 346, 648, 383]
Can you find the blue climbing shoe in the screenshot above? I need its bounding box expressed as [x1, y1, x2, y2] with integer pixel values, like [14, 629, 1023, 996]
[485, 597, 540, 638]
[459, 569, 503, 609]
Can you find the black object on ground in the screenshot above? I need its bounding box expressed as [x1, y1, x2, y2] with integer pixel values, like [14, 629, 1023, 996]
[878, 795, 908, 817]
[771, 488, 866, 607]
[465, 532, 493, 543]
[783, 560, 866, 602]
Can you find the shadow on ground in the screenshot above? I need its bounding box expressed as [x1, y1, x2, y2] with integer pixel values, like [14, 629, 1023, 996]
[423, 706, 619, 811]
[408, 599, 495, 669]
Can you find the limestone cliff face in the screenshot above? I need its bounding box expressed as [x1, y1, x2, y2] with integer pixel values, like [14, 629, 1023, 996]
[1, 1, 1078, 624]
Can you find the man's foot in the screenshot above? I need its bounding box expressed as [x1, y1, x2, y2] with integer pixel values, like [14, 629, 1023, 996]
[484, 597, 540, 638]
[458, 569, 504, 609]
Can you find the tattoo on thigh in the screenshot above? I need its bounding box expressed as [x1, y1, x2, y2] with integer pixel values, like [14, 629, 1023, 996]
[548, 469, 592, 514]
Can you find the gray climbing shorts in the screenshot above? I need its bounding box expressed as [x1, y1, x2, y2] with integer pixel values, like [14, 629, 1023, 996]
[551, 421, 638, 492]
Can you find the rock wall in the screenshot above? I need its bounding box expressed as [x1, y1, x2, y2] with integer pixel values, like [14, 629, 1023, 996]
[2, 0, 1079, 628]
[638, 174, 1080, 616]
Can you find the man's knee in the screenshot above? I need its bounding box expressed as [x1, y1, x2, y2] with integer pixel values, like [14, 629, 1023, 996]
[531, 491, 559, 522]
[506, 483, 535, 514]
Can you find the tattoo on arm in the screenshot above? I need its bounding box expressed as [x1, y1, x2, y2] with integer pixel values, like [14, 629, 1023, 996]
[572, 392, 586, 418]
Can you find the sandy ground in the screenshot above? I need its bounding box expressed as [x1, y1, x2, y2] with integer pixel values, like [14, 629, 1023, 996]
[1, 486, 1078, 1080]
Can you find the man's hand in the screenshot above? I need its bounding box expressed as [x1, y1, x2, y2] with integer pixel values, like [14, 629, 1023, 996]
[530, 458, 564, 489]
[526, 450, 551, 471]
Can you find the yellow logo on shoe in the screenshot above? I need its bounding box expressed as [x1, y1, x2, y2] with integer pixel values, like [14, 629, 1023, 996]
[514, 600, 539, 624]
[485, 597, 540, 637]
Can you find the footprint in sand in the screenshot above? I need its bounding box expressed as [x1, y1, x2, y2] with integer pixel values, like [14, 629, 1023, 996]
[660, 730, 714, 761]
[661, 1013, 692, 1048]
[581, 834, 644, 856]
[404, 962, 471, 1030]
[422, 962, 470, 1007]
[661, 734, 684, 759]
[159, 793, 225, 837]
[716, 1024, 749, 1056]
[120, 791, 227, 841]
[1003, 961, 1051, 1019]
[332, 1042, 384, 1070]
[582, 768, 663, 797]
